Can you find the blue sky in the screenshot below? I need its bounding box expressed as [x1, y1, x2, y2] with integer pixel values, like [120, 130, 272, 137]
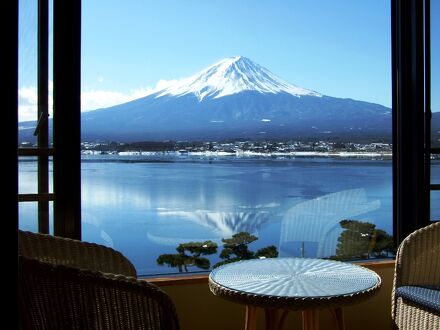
[19, 1, 439, 121]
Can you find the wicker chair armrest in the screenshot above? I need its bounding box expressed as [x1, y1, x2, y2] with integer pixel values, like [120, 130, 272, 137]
[394, 222, 440, 287]
[392, 222, 440, 321]
[19, 256, 179, 330]
[19, 230, 137, 277]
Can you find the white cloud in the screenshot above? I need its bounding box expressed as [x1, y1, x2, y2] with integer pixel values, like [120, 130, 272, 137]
[155, 79, 179, 90]
[81, 86, 156, 111]
[18, 86, 37, 122]
[18, 85, 53, 122]
[18, 79, 175, 122]
[81, 90, 135, 111]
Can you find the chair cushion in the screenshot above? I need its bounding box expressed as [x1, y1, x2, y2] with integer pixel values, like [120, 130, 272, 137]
[396, 286, 440, 313]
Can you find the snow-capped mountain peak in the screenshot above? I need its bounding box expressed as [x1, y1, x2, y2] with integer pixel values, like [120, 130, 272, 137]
[154, 56, 321, 101]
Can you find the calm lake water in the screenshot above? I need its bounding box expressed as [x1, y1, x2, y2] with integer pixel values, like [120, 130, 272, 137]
[18, 155, 440, 276]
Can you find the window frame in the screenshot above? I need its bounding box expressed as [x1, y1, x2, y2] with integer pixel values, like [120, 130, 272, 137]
[392, 0, 433, 244]
[17, 0, 52, 234]
[15, 0, 435, 275]
[425, 0, 440, 221]
[17, 0, 81, 240]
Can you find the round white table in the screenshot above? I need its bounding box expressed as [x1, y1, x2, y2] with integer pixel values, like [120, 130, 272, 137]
[209, 258, 381, 330]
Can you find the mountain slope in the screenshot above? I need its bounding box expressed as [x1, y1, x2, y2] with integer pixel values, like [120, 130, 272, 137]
[20, 56, 399, 142]
[80, 91, 391, 142]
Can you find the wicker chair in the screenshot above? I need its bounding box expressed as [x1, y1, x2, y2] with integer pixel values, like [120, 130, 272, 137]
[18, 230, 179, 330]
[392, 222, 440, 330]
[18, 230, 137, 276]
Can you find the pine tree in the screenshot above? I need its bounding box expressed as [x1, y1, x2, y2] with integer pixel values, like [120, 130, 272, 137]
[156, 240, 217, 272]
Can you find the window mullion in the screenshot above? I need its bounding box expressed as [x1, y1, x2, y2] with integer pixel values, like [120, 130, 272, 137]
[53, 0, 82, 239]
[425, 0, 432, 223]
[37, 0, 49, 234]
[392, 0, 430, 244]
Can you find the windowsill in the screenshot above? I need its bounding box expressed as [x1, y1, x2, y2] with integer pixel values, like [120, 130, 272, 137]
[143, 259, 395, 287]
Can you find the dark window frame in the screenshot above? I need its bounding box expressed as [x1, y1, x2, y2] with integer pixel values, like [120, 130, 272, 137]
[52, 0, 82, 239]
[17, 0, 81, 240]
[425, 0, 440, 221]
[392, 0, 434, 244]
[7, 0, 19, 324]
[16, 0, 52, 234]
[15, 0, 435, 250]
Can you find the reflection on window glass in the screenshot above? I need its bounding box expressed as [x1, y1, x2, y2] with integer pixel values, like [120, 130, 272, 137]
[431, 191, 440, 221]
[18, 158, 53, 195]
[19, 202, 38, 233]
[432, 161, 440, 185]
[18, 201, 54, 234]
[18, 0, 53, 141]
[19, 157, 38, 194]
[18, 0, 38, 129]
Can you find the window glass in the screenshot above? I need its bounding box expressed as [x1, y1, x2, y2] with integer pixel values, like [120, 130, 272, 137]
[431, 191, 440, 221]
[78, 1, 393, 275]
[18, 0, 53, 231]
[431, 1, 439, 221]
[432, 0, 439, 147]
[18, 0, 38, 230]
[19, 157, 38, 194]
[18, 0, 38, 133]
[19, 202, 38, 232]
[433, 162, 440, 185]
[18, 158, 53, 194]
[19, 201, 54, 234]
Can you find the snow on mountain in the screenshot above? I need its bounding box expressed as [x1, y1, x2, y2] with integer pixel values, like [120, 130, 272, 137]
[152, 56, 322, 101]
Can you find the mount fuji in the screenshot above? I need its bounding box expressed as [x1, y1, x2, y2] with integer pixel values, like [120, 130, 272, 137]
[151, 56, 322, 101]
[21, 56, 396, 142]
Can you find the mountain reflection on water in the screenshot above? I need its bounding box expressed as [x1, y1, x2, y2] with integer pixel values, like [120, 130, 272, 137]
[20, 156, 395, 275]
[151, 209, 271, 245]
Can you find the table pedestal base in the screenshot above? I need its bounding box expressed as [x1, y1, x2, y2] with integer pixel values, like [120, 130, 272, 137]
[302, 310, 319, 330]
[329, 307, 345, 330]
[244, 306, 345, 330]
[245, 306, 258, 330]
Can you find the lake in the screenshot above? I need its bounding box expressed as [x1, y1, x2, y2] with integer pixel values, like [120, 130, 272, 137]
[18, 155, 439, 276]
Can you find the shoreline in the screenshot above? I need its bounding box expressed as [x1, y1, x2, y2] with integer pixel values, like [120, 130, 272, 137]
[81, 150, 393, 159]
